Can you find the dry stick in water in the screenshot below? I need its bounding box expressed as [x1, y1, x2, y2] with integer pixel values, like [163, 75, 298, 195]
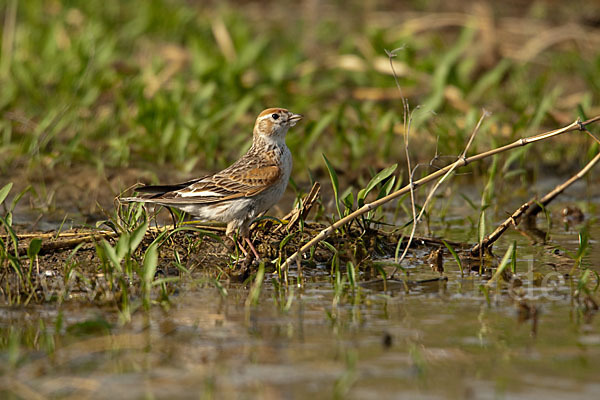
[471, 149, 600, 254]
[280, 115, 600, 271]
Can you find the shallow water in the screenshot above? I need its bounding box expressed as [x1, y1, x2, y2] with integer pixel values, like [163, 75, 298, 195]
[1, 272, 599, 399]
[1, 184, 599, 399]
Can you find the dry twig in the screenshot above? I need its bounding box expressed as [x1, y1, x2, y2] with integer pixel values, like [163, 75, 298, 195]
[471, 150, 600, 254]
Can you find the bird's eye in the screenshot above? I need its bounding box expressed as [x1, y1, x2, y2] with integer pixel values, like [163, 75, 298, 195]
[272, 113, 279, 120]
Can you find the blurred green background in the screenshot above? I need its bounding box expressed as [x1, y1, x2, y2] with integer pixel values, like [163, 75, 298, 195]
[1, 0, 599, 221]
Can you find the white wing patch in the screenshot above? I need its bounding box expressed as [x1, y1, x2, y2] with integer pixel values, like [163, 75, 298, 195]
[178, 190, 222, 198]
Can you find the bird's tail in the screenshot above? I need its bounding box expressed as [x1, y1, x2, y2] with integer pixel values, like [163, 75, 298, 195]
[120, 178, 204, 200]
[134, 184, 187, 195]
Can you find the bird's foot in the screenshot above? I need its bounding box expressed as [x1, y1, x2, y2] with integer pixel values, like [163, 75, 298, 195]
[240, 251, 255, 271]
[230, 252, 254, 282]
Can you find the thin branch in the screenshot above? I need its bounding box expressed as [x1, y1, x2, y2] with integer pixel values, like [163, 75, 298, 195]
[582, 126, 600, 145]
[395, 112, 417, 265]
[280, 115, 600, 271]
[522, 150, 600, 220]
[386, 47, 418, 269]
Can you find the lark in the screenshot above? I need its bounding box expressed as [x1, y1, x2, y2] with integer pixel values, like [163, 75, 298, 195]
[121, 108, 302, 258]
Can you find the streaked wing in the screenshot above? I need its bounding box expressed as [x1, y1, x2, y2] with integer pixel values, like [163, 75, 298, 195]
[173, 165, 281, 202]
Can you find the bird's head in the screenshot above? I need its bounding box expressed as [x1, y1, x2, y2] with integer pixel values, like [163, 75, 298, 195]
[253, 108, 303, 143]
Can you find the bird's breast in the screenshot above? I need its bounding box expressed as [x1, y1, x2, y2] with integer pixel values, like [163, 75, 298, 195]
[280, 146, 292, 181]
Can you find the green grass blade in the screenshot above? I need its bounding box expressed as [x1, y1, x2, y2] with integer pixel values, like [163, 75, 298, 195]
[442, 240, 463, 275]
[357, 164, 397, 204]
[143, 244, 158, 287]
[102, 240, 122, 273]
[27, 238, 42, 259]
[575, 225, 590, 266]
[129, 222, 149, 254]
[347, 261, 356, 288]
[486, 243, 515, 287]
[246, 262, 265, 308]
[0, 182, 12, 205]
[0, 215, 19, 257]
[323, 154, 342, 219]
[511, 240, 517, 273]
[9, 185, 31, 213]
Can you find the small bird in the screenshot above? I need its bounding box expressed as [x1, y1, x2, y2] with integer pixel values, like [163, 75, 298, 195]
[121, 108, 302, 259]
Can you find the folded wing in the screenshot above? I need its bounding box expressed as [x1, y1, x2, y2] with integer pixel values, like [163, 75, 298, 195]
[124, 164, 281, 206]
[173, 165, 281, 202]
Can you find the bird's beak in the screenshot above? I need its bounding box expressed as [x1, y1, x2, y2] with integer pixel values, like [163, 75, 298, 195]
[288, 113, 303, 126]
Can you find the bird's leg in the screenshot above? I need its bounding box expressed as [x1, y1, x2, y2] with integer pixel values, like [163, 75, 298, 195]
[226, 222, 249, 258]
[227, 234, 249, 257]
[237, 239, 249, 257]
[244, 237, 261, 260]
